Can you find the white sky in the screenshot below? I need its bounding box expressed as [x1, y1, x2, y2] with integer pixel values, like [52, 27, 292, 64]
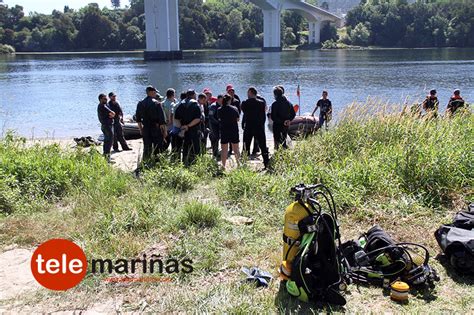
[4, 0, 131, 14]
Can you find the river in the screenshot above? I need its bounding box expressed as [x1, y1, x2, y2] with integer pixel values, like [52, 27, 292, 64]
[0, 48, 473, 138]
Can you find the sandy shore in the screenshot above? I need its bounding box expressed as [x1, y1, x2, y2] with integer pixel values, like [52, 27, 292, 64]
[25, 137, 277, 172]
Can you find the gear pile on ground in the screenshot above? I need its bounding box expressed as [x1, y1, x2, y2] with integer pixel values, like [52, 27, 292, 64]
[280, 184, 443, 307]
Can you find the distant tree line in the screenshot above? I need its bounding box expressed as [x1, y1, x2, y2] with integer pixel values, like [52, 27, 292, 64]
[1, 0, 471, 52]
[0, 0, 327, 52]
[343, 0, 474, 47]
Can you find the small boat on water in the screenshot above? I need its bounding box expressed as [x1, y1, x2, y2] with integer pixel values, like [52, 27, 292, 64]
[288, 115, 319, 138]
[123, 122, 142, 140]
[267, 114, 320, 139]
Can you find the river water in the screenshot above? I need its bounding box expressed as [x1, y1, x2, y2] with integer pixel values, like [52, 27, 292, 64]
[0, 48, 473, 138]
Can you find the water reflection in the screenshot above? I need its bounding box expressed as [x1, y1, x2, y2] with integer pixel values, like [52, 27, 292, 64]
[0, 49, 473, 138]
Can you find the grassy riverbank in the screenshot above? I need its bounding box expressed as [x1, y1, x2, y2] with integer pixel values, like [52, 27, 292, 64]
[0, 104, 472, 312]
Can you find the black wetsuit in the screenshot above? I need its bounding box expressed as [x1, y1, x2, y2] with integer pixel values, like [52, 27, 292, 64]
[135, 96, 166, 161]
[108, 100, 130, 151]
[271, 96, 296, 149]
[97, 102, 114, 156]
[208, 102, 221, 157]
[241, 97, 269, 167]
[217, 105, 240, 144]
[174, 98, 202, 165]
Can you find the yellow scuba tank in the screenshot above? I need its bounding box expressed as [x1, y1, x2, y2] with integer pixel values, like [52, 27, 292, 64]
[280, 201, 311, 279]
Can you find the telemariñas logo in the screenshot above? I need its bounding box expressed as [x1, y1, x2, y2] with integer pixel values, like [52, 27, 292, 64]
[31, 239, 194, 291]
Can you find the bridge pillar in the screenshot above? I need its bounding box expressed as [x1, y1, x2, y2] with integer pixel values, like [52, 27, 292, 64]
[308, 21, 321, 44]
[144, 0, 182, 61]
[262, 9, 282, 52]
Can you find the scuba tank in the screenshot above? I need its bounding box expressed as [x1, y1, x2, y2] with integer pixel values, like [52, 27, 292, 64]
[281, 184, 350, 306]
[280, 198, 312, 279]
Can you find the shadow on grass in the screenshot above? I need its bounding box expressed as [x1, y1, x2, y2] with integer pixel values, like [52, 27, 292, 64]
[274, 281, 346, 314]
[435, 254, 474, 285]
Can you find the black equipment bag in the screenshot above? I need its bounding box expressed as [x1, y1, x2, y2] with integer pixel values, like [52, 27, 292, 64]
[341, 225, 439, 287]
[435, 204, 474, 274]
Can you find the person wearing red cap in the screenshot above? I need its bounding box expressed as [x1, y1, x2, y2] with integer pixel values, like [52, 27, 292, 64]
[226, 84, 241, 113]
[203, 88, 217, 104]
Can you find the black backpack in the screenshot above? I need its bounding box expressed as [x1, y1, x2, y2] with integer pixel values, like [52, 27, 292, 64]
[435, 204, 474, 274]
[285, 184, 349, 306]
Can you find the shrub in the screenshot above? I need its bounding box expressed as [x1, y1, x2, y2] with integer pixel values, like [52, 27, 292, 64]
[177, 201, 221, 229]
[0, 175, 21, 214]
[0, 44, 15, 54]
[143, 163, 198, 192]
[0, 133, 125, 213]
[190, 154, 221, 180]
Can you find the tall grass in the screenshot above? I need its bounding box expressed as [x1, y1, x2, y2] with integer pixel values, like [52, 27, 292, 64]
[0, 132, 127, 214]
[219, 104, 473, 214]
[271, 104, 473, 209]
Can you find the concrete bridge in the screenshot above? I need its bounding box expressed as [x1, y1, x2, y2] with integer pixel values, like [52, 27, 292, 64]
[144, 0, 343, 60]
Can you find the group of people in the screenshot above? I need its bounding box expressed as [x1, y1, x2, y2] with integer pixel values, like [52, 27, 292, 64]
[131, 84, 300, 169]
[422, 89, 467, 116]
[97, 92, 133, 162]
[97, 84, 332, 168]
[97, 85, 466, 168]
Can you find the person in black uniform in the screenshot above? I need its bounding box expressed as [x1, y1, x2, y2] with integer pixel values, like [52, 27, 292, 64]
[197, 93, 210, 150]
[241, 87, 270, 168]
[174, 89, 202, 166]
[135, 86, 167, 163]
[271, 86, 296, 150]
[97, 93, 115, 162]
[208, 95, 223, 159]
[226, 84, 241, 156]
[108, 92, 132, 152]
[311, 90, 332, 129]
[218, 94, 241, 169]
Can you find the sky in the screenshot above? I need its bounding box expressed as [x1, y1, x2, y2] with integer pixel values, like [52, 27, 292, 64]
[4, 0, 131, 14]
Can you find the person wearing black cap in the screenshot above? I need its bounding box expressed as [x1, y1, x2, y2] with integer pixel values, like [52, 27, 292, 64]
[97, 93, 115, 162]
[108, 92, 132, 152]
[135, 86, 167, 163]
[421, 89, 439, 116]
[174, 89, 202, 166]
[271, 86, 295, 150]
[446, 89, 466, 116]
[241, 87, 270, 168]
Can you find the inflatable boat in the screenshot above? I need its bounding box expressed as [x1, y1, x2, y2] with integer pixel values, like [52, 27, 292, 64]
[267, 114, 319, 138]
[288, 115, 319, 138]
[123, 122, 142, 140]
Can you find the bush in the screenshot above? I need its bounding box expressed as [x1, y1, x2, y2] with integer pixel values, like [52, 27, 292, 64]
[177, 201, 221, 229]
[0, 175, 21, 214]
[190, 154, 221, 180]
[143, 163, 198, 192]
[0, 133, 125, 213]
[0, 44, 15, 54]
[350, 23, 370, 46]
